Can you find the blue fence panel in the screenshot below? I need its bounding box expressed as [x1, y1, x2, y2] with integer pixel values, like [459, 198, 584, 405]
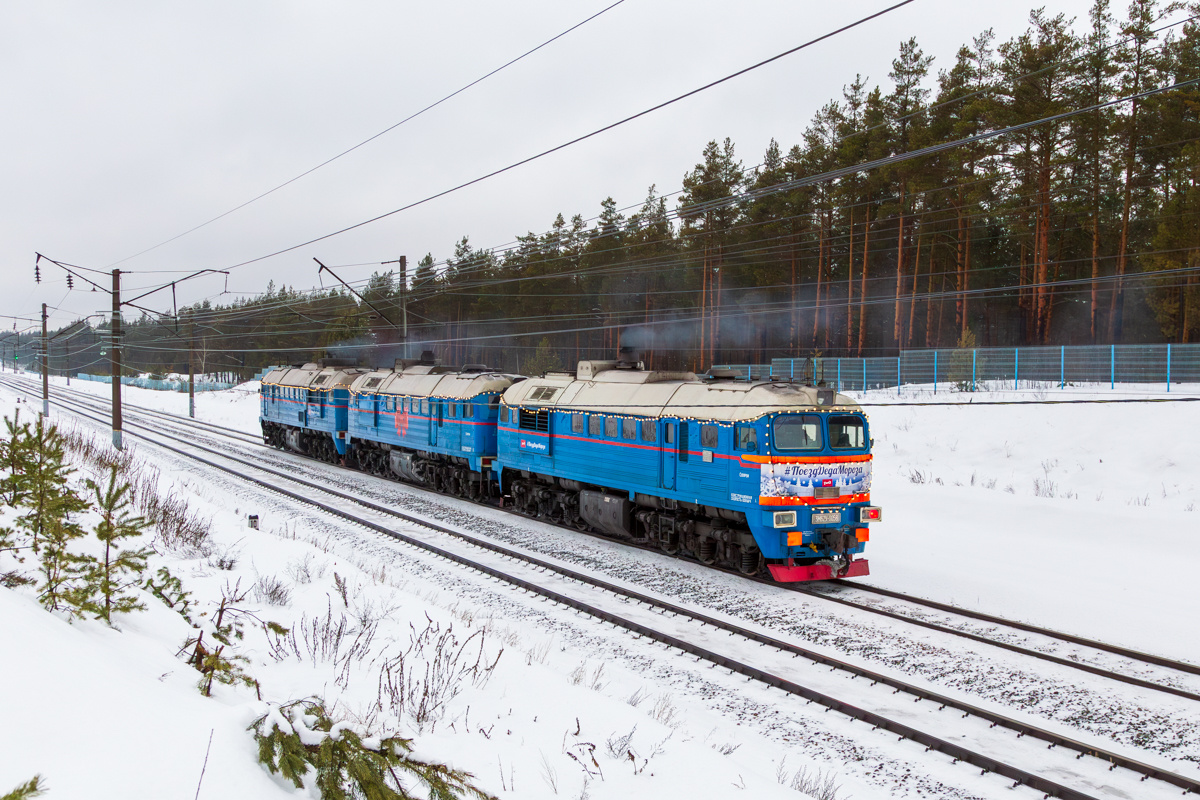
[899, 350, 935, 387]
[973, 347, 1017, 385]
[75, 374, 235, 392]
[1062, 345, 1110, 385]
[1169, 344, 1200, 383]
[1012, 347, 1058, 384]
[1115, 344, 1166, 384]
[722, 342, 1200, 392]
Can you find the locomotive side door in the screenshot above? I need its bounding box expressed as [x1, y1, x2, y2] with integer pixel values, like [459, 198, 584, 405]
[660, 420, 677, 490]
[307, 388, 322, 421]
[428, 400, 441, 447]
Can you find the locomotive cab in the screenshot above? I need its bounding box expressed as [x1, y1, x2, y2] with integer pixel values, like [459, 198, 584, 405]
[757, 408, 878, 582]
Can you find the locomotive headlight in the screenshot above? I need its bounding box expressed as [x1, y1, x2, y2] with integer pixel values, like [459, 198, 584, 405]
[858, 506, 883, 523]
[773, 511, 797, 528]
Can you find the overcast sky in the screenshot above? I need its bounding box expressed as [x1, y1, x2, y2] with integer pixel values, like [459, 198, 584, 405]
[3, 0, 1101, 334]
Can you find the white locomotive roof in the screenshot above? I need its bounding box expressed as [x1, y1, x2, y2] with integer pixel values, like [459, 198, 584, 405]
[502, 361, 860, 421]
[349, 367, 519, 400]
[262, 364, 366, 389]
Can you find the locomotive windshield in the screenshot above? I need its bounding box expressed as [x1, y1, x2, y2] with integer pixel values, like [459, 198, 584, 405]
[828, 415, 866, 449]
[772, 414, 823, 451]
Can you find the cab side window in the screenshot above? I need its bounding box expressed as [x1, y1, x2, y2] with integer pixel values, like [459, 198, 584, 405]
[700, 424, 718, 448]
[736, 426, 757, 451]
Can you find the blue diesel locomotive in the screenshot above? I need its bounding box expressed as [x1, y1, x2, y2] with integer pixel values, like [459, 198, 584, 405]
[260, 361, 366, 463]
[260, 352, 880, 582]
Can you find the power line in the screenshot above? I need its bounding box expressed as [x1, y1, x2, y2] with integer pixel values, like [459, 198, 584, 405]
[51, 25, 1200, 352]
[114, 254, 1200, 356]
[385, 11, 1200, 287]
[217, 0, 919, 273]
[79, 7, 1193, 313]
[102, 0, 631, 271]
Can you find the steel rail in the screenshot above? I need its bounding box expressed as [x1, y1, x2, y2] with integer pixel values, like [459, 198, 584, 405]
[15, 379, 1200, 799]
[33, 377, 262, 442]
[827, 580, 1200, 678]
[785, 583, 1200, 701]
[17, 375, 1200, 693]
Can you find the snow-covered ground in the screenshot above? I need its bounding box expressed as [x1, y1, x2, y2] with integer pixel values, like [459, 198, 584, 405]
[1, 371, 1196, 799]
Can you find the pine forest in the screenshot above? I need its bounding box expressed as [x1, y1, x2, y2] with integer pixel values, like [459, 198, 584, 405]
[26, 1, 1200, 376]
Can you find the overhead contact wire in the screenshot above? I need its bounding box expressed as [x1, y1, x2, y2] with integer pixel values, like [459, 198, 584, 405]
[220, 0, 919, 272]
[103, 0, 630, 270]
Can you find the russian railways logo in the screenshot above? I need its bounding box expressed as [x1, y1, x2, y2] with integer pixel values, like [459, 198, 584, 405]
[519, 438, 548, 452]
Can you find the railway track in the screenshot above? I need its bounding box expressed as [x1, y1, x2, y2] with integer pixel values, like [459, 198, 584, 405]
[818, 579, 1200, 676]
[7, 376, 1200, 799]
[23, 376, 1200, 700]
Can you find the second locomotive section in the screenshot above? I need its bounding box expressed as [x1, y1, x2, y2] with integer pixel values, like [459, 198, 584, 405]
[344, 360, 515, 501]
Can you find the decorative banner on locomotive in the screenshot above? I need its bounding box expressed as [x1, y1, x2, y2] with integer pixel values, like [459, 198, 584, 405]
[760, 459, 872, 498]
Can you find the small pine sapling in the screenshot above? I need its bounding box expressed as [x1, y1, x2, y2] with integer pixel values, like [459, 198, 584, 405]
[185, 579, 287, 697]
[0, 775, 46, 800]
[0, 411, 33, 507]
[0, 416, 34, 585]
[252, 699, 496, 800]
[37, 514, 96, 616]
[0, 523, 16, 556]
[83, 465, 152, 623]
[8, 417, 96, 614]
[145, 565, 196, 624]
[18, 417, 89, 553]
[0, 515, 34, 586]
[0, 523, 21, 579]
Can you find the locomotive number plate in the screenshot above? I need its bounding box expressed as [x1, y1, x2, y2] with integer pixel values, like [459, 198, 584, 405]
[811, 510, 841, 525]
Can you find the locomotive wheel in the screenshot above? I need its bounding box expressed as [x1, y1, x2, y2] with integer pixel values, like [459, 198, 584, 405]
[737, 546, 763, 575]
